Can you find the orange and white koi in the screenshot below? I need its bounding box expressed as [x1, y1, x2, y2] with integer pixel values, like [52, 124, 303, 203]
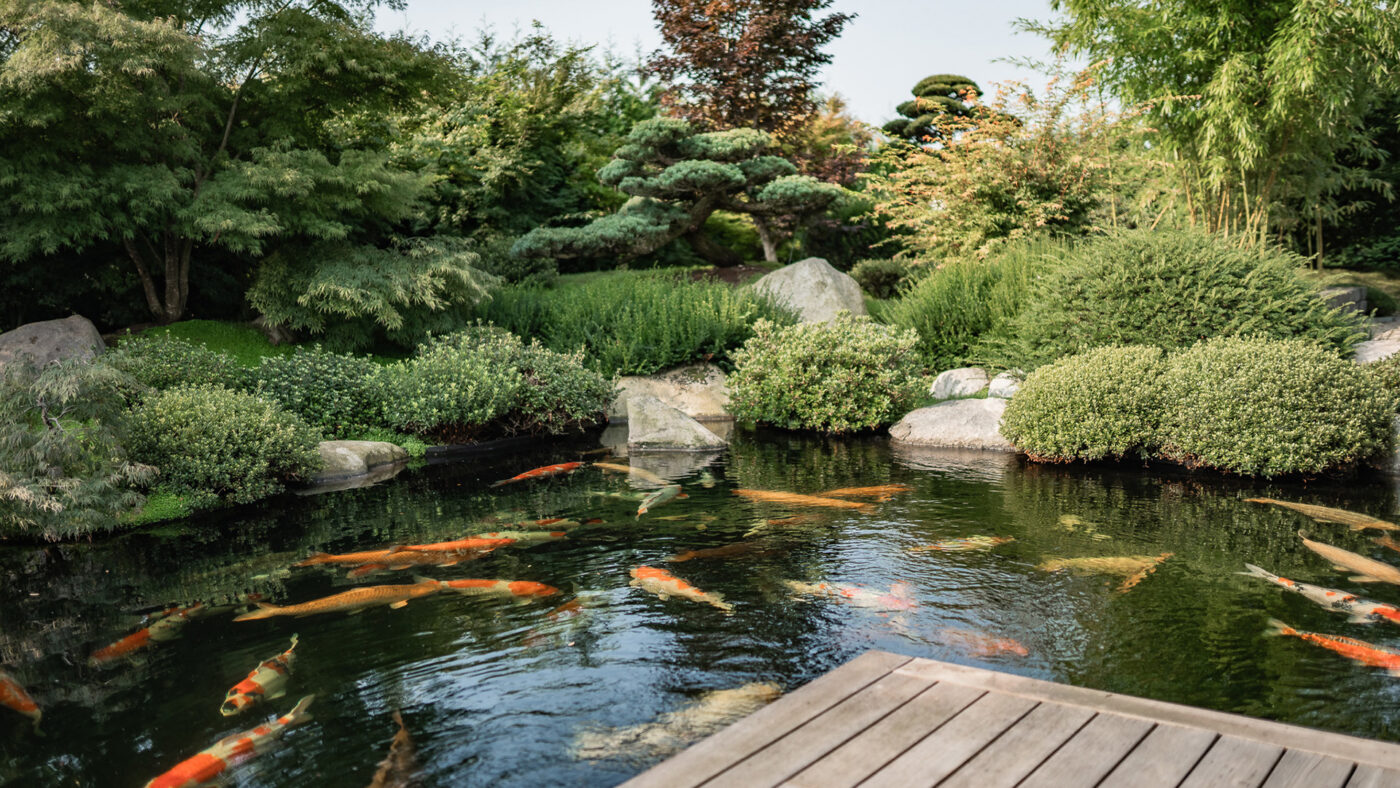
[234, 581, 443, 621]
[221, 635, 299, 717]
[733, 489, 871, 510]
[1299, 531, 1400, 586]
[490, 462, 584, 488]
[1247, 498, 1399, 532]
[0, 670, 40, 731]
[938, 628, 1029, 658]
[1266, 619, 1400, 675]
[433, 578, 560, 599]
[89, 604, 201, 666]
[144, 695, 314, 788]
[908, 536, 1015, 553]
[471, 530, 568, 545]
[629, 566, 734, 613]
[784, 580, 918, 612]
[1240, 564, 1400, 625]
[638, 485, 686, 517]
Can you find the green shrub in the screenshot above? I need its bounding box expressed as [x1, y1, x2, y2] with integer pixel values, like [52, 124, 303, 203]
[1333, 233, 1400, 272]
[989, 230, 1366, 369]
[1366, 354, 1400, 411]
[1001, 346, 1167, 462]
[251, 348, 383, 438]
[878, 240, 1044, 369]
[346, 427, 430, 459]
[850, 258, 914, 299]
[1160, 337, 1392, 476]
[106, 333, 249, 392]
[127, 385, 322, 506]
[505, 342, 613, 436]
[728, 314, 922, 433]
[1366, 286, 1398, 317]
[374, 329, 523, 440]
[472, 272, 795, 376]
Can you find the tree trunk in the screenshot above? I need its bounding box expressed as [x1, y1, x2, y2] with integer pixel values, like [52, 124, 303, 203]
[123, 230, 189, 323]
[752, 215, 780, 263]
[685, 229, 743, 267]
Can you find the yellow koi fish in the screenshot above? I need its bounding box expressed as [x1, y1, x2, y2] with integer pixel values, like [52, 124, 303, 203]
[629, 566, 733, 613]
[908, 536, 1015, 553]
[1248, 498, 1399, 532]
[221, 635, 298, 717]
[817, 484, 911, 501]
[593, 461, 670, 487]
[1037, 553, 1173, 590]
[234, 582, 443, 621]
[144, 696, 314, 788]
[1299, 531, 1400, 586]
[733, 489, 871, 510]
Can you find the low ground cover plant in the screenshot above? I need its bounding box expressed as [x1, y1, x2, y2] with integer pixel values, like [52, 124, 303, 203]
[728, 313, 922, 433]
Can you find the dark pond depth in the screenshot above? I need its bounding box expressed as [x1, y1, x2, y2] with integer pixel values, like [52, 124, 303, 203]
[5, 430, 1400, 786]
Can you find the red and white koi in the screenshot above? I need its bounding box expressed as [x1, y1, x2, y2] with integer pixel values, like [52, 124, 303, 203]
[1267, 619, 1400, 676]
[489, 462, 584, 488]
[785, 580, 918, 612]
[143, 695, 314, 788]
[629, 566, 733, 613]
[0, 670, 40, 731]
[938, 628, 1029, 658]
[434, 578, 560, 599]
[89, 604, 202, 666]
[221, 635, 299, 717]
[1240, 564, 1400, 625]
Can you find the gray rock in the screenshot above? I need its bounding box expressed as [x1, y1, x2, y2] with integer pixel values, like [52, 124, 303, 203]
[312, 440, 409, 483]
[888, 398, 1014, 452]
[1320, 286, 1368, 314]
[0, 315, 104, 373]
[988, 371, 1022, 399]
[1355, 339, 1400, 364]
[930, 367, 990, 400]
[627, 394, 728, 452]
[608, 363, 731, 422]
[751, 257, 867, 323]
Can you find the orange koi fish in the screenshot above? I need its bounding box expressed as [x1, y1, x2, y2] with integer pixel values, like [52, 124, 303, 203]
[939, 628, 1029, 658]
[344, 549, 488, 579]
[234, 582, 443, 621]
[908, 536, 1015, 553]
[294, 549, 401, 567]
[221, 635, 299, 717]
[144, 695, 314, 788]
[784, 580, 917, 612]
[667, 542, 778, 563]
[368, 710, 417, 788]
[1375, 535, 1400, 556]
[1267, 619, 1400, 675]
[1247, 498, 1399, 532]
[434, 578, 559, 599]
[0, 670, 40, 731]
[1117, 553, 1173, 593]
[89, 604, 201, 666]
[592, 461, 670, 487]
[733, 489, 871, 510]
[489, 462, 584, 488]
[392, 536, 516, 553]
[1240, 564, 1400, 625]
[817, 484, 911, 501]
[629, 566, 733, 613]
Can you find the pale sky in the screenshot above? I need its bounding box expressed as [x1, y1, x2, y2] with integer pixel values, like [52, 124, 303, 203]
[374, 0, 1063, 127]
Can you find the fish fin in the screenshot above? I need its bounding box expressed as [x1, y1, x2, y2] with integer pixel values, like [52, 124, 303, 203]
[627, 579, 640, 588]
[283, 695, 315, 725]
[344, 609, 364, 616]
[1352, 575, 1385, 583]
[1347, 613, 1376, 624]
[386, 545, 405, 554]
[658, 593, 670, 600]
[346, 565, 380, 579]
[267, 689, 287, 700]
[389, 600, 409, 609]
[288, 633, 299, 651]
[1238, 563, 1272, 579]
[1335, 565, 1354, 572]
[678, 493, 688, 499]
[1265, 618, 1293, 637]
[293, 552, 330, 567]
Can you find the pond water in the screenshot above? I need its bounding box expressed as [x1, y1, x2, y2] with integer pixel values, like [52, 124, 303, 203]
[4, 429, 1400, 786]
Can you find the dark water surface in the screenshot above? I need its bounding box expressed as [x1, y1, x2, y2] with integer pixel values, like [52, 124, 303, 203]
[5, 429, 1400, 786]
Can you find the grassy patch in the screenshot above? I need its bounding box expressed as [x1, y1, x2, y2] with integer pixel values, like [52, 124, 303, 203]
[147, 320, 292, 366]
[124, 488, 197, 526]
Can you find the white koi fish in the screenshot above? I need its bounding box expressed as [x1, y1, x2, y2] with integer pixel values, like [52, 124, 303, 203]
[1240, 564, 1400, 625]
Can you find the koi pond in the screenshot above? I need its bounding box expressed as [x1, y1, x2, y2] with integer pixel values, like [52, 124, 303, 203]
[5, 429, 1400, 786]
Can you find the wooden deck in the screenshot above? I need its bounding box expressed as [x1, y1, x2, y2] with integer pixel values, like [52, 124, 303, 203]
[622, 651, 1400, 788]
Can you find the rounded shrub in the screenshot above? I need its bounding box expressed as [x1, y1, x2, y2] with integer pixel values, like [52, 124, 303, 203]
[105, 333, 248, 392]
[506, 342, 613, 436]
[251, 347, 382, 438]
[728, 313, 922, 433]
[127, 385, 322, 506]
[850, 258, 915, 299]
[1160, 337, 1392, 477]
[1000, 346, 1167, 462]
[374, 328, 524, 440]
[996, 229, 1366, 369]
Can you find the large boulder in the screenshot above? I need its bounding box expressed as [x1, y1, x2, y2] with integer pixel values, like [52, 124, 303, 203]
[930, 367, 989, 400]
[751, 257, 866, 323]
[1356, 326, 1400, 364]
[627, 394, 727, 452]
[608, 363, 731, 423]
[889, 398, 1014, 452]
[988, 370, 1022, 399]
[311, 440, 409, 483]
[1320, 286, 1368, 314]
[0, 315, 104, 373]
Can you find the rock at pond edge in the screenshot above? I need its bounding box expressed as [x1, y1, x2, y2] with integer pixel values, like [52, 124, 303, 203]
[608, 363, 731, 423]
[889, 399, 1014, 452]
[0, 315, 104, 373]
[627, 394, 727, 452]
[930, 367, 990, 400]
[312, 440, 409, 483]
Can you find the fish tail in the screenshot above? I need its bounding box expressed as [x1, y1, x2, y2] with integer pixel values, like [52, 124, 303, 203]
[1265, 618, 1296, 638]
[1238, 563, 1274, 580]
[282, 695, 315, 726]
[287, 633, 299, 652]
[391, 709, 405, 728]
[293, 553, 331, 567]
[233, 603, 281, 622]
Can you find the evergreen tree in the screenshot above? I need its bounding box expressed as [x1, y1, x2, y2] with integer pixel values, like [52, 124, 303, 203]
[882, 74, 982, 144]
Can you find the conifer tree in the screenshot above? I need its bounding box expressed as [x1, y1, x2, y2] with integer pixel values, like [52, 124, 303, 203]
[882, 75, 982, 144]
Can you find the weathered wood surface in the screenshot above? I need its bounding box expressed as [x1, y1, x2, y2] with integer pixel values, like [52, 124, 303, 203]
[622, 651, 1400, 788]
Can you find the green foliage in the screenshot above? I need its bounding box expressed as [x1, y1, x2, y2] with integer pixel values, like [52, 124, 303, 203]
[124, 487, 196, 527]
[1334, 233, 1400, 272]
[105, 333, 249, 393]
[250, 348, 383, 438]
[472, 272, 796, 376]
[127, 385, 322, 506]
[1365, 354, 1400, 413]
[878, 241, 1043, 369]
[505, 343, 614, 436]
[1367, 286, 1399, 317]
[728, 314, 922, 433]
[0, 360, 154, 540]
[850, 258, 915, 299]
[988, 230, 1366, 369]
[346, 427, 430, 459]
[1001, 346, 1167, 462]
[883, 74, 981, 144]
[149, 320, 292, 367]
[1161, 338, 1392, 477]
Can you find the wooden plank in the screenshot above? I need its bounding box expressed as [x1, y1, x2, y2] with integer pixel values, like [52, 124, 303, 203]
[781, 681, 985, 788]
[858, 692, 1039, 788]
[1097, 724, 1219, 788]
[1348, 764, 1400, 788]
[894, 657, 1400, 770]
[937, 703, 1096, 788]
[1017, 712, 1155, 788]
[703, 670, 935, 787]
[1178, 735, 1284, 788]
[621, 651, 911, 788]
[1260, 750, 1354, 788]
